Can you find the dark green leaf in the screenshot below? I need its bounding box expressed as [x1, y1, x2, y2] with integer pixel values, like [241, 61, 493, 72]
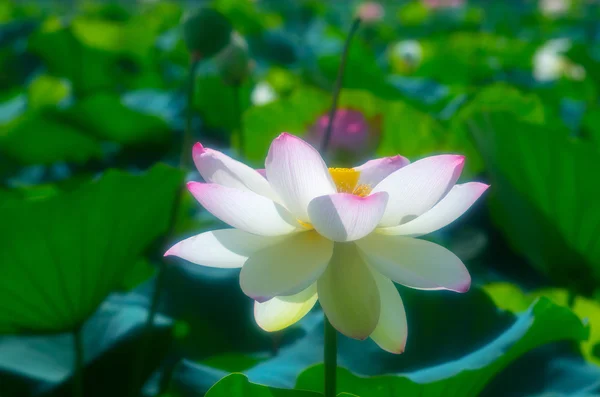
[0, 111, 102, 165]
[0, 164, 182, 333]
[206, 373, 322, 397]
[470, 110, 600, 293]
[58, 93, 171, 145]
[296, 299, 588, 396]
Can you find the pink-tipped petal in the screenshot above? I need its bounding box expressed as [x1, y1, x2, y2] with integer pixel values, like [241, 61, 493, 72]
[370, 271, 408, 354]
[378, 182, 489, 237]
[317, 243, 380, 340]
[164, 229, 286, 268]
[307, 192, 388, 242]
[192, 143, 279, 202]
[266, 133, 336, 222]
[187, 182, 299, 236]
[354, 155, 410, 188]
[356, 234, 471, 293]
[240, 231, 333, 300]
[373, 155, 465, 227]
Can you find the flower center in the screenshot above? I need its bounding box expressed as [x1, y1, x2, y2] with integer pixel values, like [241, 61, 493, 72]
[328, 168, 372, 197]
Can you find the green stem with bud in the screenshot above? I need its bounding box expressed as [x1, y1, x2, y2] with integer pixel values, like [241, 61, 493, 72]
[320, 18, 362, 397]
[320, 17, 361, 153]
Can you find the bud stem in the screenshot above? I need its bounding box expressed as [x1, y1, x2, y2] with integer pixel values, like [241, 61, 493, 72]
[321, 18, 362, 154]
[324, 316, 338, 397]
[232, 83, 245, 158]
[181, 57, 202, 169]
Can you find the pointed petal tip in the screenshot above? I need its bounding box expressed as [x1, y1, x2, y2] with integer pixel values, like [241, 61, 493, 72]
[390, 154, 410, 164]
[276, 132, 293, 140]
[455, 278, 471, 293]
[192, 142, 205, 156]
[186, 181, 199, 192]
[163, 248, 174, 257]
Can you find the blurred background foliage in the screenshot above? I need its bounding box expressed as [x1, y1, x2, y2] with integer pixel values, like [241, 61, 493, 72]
[1, 0, 600, 396]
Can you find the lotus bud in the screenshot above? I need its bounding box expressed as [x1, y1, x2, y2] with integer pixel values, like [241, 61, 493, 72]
[181, 7, 232, 60]
[214, 32, 253, 85]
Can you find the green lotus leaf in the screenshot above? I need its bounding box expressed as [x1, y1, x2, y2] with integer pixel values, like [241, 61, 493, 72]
[0, 164, 182, 333]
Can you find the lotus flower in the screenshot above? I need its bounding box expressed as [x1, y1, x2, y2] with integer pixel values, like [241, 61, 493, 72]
[166, 134, 488, 353]
[422, 0, 465, 9]
[305, 108, 381, 163]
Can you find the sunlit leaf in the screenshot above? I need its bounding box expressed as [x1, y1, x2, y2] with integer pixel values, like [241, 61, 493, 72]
[484, 282, 600, 366]
[27, 74, 71, 110]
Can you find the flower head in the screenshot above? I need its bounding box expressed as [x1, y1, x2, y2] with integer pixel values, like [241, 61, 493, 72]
[305, 108, 381, 162]
[357, 2, 385, 23]
[422, 0, 465, 9]
[166, 134, 488, 353]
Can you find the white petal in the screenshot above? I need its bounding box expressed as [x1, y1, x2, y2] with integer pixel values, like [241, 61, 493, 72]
[187, 182, 299, 236]
[356, 234, 471, 292]
[369, 271, 407, 354]
[164, 229, 285, 268]
[254, 284, 318, 332]
[373, 155, 465, 227]
[193, 143, 280, 202]
[265, 133, 336, 222]
[317, 243, 380, 340]
[378, 182, 489, 236]
[354, 155, 410, 188]
[240, 231, 333, 301]
[308, 192, 388, 242]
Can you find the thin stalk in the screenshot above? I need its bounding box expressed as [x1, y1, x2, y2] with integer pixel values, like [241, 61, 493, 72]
[181, 58, 202, 169]
[72, 325, 84, 397]
[324, 317, 338, 397]
[320, 18, 361, 153]
[129, 56, 201, 397]
[232, 83, 245, 158]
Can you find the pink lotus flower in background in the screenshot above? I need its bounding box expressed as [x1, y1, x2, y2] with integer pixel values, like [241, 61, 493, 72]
[305, 108, 381, 162]
[165, 134, 488, 353]
[422, 0, 465, 9]
[357, 2, 385, 23]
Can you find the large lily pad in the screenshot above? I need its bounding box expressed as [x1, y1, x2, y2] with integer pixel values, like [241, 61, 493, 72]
[206, 373, 322, 397]
[295, 298, 588, 396]
[469, 109, 600, 293]
[0, 293, 172, 396]
[0, 164, 182, 333]
[483, 282, 600, 366]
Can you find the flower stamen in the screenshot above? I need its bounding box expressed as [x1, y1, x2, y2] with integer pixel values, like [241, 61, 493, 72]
[329, 167, 360, 193]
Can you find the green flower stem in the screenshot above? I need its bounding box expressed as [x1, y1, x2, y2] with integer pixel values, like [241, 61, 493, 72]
[320, 17, 361, 153]
[72, 325, 84, 397]
[320, 18, 361, 397]
[232, 83, 245, 158]
[324, 317, 338, 397]
[182, 57, 202, 169]
[129, 56, 202, 397]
